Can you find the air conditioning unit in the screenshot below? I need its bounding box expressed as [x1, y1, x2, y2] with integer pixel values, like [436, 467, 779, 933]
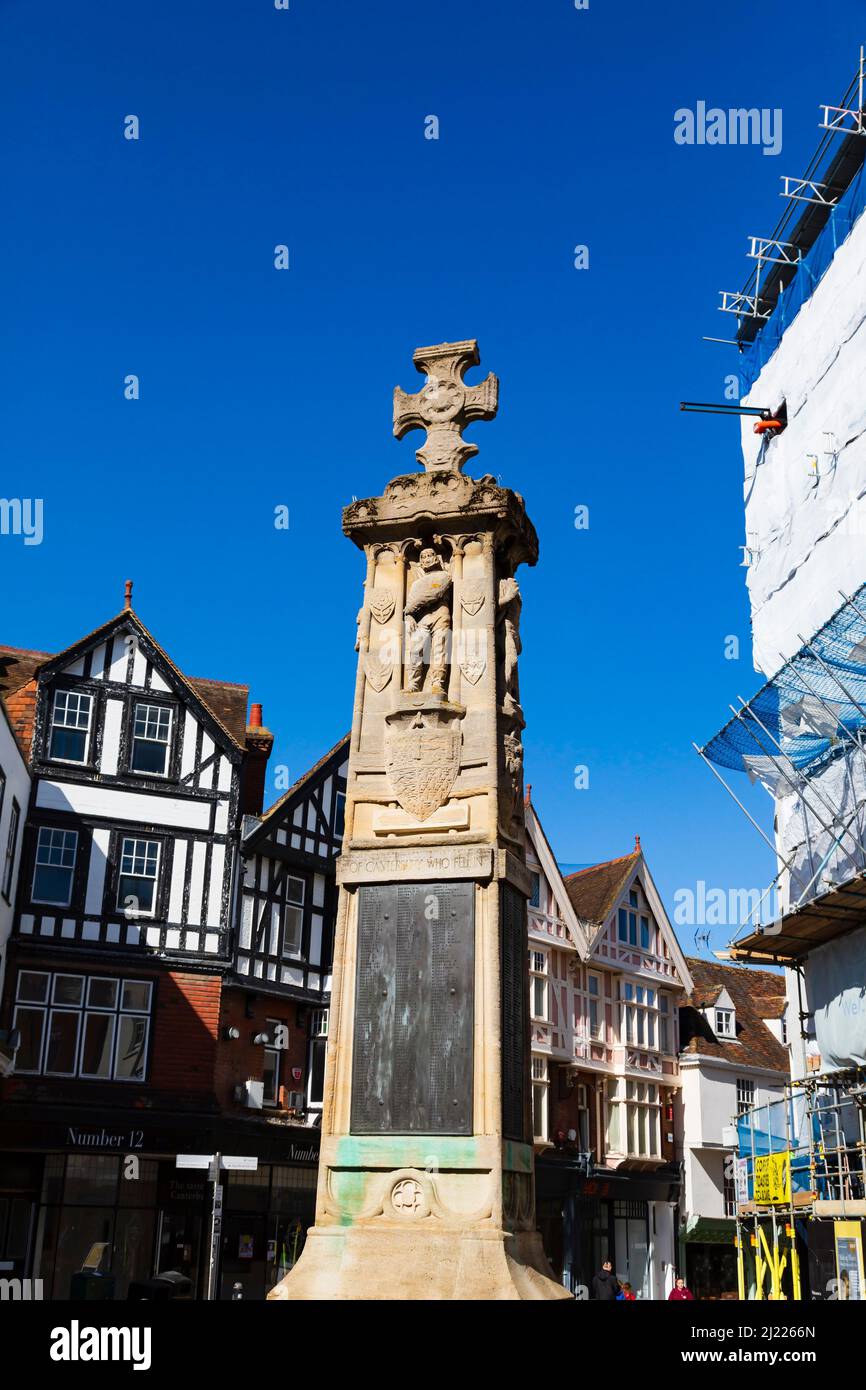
[242, 1079, 264, 1110]
[286, 1091, 305, 1113]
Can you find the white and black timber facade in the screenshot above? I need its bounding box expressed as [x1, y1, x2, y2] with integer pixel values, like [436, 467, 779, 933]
[0, 596, 347, 1298]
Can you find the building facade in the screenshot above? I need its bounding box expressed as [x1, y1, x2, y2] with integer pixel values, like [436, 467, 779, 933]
[676, 957, 789, 1299]
[0, 694, 30, 1078]
[526, 799, 692, 1299]
[700, 55, 866, 1298]
[0, 599, 346, 1299]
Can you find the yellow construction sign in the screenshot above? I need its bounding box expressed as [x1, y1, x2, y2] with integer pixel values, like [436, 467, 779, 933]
[753, 1151, 791, 1205]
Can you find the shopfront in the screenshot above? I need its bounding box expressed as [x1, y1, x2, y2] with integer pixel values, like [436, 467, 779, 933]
[680, 1216, 739, 1299]
[537, 1155, 681, 1298]
[0, 1110, 320, 1299]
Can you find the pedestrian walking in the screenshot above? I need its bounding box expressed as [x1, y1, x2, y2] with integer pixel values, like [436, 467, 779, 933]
[591, 1259, 621, 1300]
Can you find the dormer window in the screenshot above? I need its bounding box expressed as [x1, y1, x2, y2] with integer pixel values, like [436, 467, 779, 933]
[49, 690, 93, 764]
[715, 1007, 735, 1038]
[130, 703, 172, 776]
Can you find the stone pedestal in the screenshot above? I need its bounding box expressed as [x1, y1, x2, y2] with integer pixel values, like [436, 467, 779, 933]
[269, 341, 569, 1300]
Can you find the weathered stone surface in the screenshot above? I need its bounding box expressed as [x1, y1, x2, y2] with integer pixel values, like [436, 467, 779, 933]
[270, 342, 569, 1301]
[393, 339, 498, 474]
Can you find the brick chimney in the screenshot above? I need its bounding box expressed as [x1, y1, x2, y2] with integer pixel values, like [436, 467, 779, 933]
[240, 702, 275, 816]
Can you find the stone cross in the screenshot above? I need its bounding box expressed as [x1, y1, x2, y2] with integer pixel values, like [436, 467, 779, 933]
[393, 339, 498, 473]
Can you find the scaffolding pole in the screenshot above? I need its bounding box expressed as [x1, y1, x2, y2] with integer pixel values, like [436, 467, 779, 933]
[729, 701, 865, 866]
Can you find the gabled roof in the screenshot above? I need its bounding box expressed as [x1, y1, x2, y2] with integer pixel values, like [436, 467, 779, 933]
[563, 843, 694, 992]
[564, 849, 641, 926]
[0, 612, 250, 758]
[680, 957, 790, 1073]
[243, 732, 350, 851]
[524, 798, 590, 954]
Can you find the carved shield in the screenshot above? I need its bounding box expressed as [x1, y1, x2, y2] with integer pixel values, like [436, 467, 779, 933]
[460, 582, 485, 616]
[459, 657, 486, 685]
[365, 655, 392, 692]
[369, 591, 396, 624]
[385, 717, 462, 820]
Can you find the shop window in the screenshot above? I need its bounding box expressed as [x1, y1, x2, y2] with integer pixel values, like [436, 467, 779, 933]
[64, 1155, 120, 1206]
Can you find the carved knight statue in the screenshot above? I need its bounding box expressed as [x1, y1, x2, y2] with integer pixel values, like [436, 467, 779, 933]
[403, 546, 452, 697]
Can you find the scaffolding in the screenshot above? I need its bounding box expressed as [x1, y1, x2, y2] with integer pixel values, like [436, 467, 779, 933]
[696, 582, 866, 943]
[717, 47, 866, 348]
[735, 1069, 866, 1299]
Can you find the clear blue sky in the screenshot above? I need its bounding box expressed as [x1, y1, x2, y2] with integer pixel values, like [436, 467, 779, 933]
[2, 1, 863, 952]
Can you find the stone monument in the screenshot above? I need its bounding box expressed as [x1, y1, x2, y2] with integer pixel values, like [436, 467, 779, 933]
[269, 339, 569, 1300]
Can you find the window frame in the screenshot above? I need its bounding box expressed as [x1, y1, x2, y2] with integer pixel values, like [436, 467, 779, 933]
[13, 969, 152, 1083]
[607, 1077, 661, 1159]
[736, 1077, 756, 1117]
[116, 835, 161, 919]
[31, 825, 79, 908]
[279, 875, 306, 959]
[262, 1017, 284, 1107]
[620, 979, 659, 1050]
[531, 1056, 549, 1142]
[47, 687, 94, 766]
[529, 949, 548, 1022]
[715, 1007, 735, 1039]
[128, 700, 175, 779]
[587, 971, 603, 1040]
[2, 796, 20, 902]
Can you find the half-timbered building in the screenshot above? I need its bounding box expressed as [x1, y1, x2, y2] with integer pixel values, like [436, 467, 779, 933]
[232, 734, 348, 1117]
[0, 593, 345, 1299]
[524, 794, 692, 1299]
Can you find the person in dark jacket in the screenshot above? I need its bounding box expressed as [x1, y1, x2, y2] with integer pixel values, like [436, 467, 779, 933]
[668, 1275, 695, 1300]
[591, 1260, 620, 1300]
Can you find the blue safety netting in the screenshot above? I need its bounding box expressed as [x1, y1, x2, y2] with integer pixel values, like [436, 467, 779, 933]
[703, 582, 866, 774]
[739, 161, 866, 394]
[736, 1094, 813, 1198]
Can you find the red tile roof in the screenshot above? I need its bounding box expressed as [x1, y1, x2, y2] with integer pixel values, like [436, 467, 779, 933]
[680, 956, 790, 1073]
[564, 849, 641, 925]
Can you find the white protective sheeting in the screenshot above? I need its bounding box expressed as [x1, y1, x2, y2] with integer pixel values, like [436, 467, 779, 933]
[805, 923, 866, 1070]
[774, 745, 866, 907]
[741, 205, 866, 679]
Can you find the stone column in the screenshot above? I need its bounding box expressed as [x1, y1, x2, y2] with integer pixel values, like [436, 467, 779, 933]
[269, 340, 569, 1301]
